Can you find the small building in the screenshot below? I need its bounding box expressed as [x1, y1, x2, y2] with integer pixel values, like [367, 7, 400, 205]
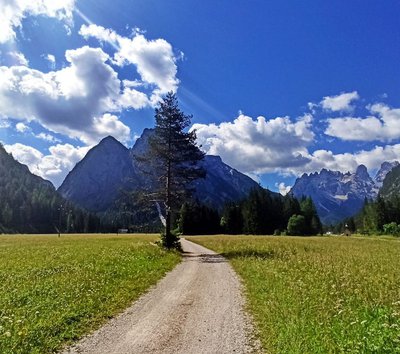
[344, 224, 351, 236]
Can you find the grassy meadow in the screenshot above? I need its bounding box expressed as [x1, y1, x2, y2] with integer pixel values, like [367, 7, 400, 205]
[189, 235, 400, 353]
[0, 234, 180, 354]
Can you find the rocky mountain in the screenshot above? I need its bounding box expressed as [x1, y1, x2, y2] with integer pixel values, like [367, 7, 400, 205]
[59, 136, 136, 212]
[380, 164, 400, 199]
[193, 155, 261, 210]
[374, 161, 399, 188]
[58, 129, 260, 214]
[290, 162, 398, 224]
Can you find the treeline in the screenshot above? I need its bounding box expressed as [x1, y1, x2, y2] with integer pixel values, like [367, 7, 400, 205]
[178, 188, 322, 235]
[335, 195, 400, 236]
[0, 144, 101, 234]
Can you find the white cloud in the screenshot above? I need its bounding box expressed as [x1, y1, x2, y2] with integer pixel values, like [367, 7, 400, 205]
[4, 143, 43, 170]
[192, 113, 314, 175]
[276, 182, 291, 196]
[288, 144, 400, 177]
[16, 122, 30, 133]
[15, 122, 61, 142]
[0, 46, 132, 144]
[192, 110, 400, 180]
[325, 103, 400, 142]
[79, 24, 179, 104]
[85, 113, 131, 145]
[35, 132, 60, 143]
[4, 142, 90, 187]
[0, 0, 76, 43]
[0, 119, 10, 128]
[321, 91, 359, 112]
[43, 54, 56, 69]
[7, 51, 29, 66]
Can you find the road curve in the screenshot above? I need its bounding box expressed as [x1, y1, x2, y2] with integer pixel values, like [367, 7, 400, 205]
[62, 238, 258, 354]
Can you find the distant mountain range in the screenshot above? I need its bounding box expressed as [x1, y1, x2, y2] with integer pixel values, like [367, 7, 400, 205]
[290, 161, 399, 224]
[58, 129, 261, 216]
[2, 126, 400, 230]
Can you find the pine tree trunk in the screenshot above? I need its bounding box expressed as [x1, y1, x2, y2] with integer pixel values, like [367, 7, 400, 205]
[165, 159, 172, 247]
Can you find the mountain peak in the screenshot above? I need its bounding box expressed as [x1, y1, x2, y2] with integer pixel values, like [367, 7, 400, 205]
[58, 135, 133, 212]
[355, 164, 370, 179]
[99, 135, 124, 146]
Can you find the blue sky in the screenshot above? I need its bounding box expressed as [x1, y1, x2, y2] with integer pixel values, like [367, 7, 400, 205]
[0, 1, 399, 193]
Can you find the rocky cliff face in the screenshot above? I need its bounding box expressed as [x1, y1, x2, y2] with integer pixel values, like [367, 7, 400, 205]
[380, 164, 400, 199]
[291, 162, 398, 224]
[58, 130, 260, 213]
[193, 155, 261, 210]
[374, 161, 400, 188]
[58, 136, 136, 212]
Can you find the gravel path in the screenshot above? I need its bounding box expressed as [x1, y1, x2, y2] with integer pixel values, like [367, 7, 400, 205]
[62, 238, 259, 354]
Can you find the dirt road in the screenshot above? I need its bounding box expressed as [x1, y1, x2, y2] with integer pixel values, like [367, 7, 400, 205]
[63, 238, 258, 354]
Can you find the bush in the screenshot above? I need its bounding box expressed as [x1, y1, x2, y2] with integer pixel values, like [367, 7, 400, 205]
[383, 222, 400, 236]
[287, 214, 306, 236]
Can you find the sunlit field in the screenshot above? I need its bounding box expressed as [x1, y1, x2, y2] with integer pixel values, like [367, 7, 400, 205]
[0, 234, 180, 354]
[189, 235, 400, 353]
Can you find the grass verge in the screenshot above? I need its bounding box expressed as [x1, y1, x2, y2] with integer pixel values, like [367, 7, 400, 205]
[0, 234, 180, 354]
[189, 235, 400, 353]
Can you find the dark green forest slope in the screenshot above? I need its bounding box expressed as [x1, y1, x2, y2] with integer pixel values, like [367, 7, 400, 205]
[0, 144, 98, 233]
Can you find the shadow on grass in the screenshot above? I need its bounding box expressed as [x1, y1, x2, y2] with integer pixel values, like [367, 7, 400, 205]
[221, 249, 281, 260]
[182, 252, 227, 264]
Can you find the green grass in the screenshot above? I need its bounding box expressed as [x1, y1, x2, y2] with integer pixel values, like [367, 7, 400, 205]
[0, 234, 180, 354]
[188, 235, 400, 353]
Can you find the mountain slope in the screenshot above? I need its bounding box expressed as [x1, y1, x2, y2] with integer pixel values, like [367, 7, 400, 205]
[380, 165, 400, 199]
[193, 155, 261, 210]
[59, 136, 136, 212]
[59, 130, 261, 214]
[0, 144, 93, 233]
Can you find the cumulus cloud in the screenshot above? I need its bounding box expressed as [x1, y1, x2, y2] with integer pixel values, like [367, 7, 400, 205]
[0, 46, 132, 144]
[276, 182, 291, 196]
[325, 103, 400, 142]
[79, 24, 179, 103]
[16, 122, 30, 133]
[192, 110, 400, 180]
[15, 122, 61, 142]
[43, 54, 56, 69]
[87, 113, 131, 145]
[288, 143, 400, 177]
[6, 51, 29, 66]
[0, 0, 76, 43]
[321, 91, 359, 112]
[4, 142, 90, 187]
[192, 113, 314, 175]
[35, 132, 61, 143]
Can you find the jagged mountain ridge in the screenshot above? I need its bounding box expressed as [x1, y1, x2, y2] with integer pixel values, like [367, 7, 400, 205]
[374, 161, 400, 188]
[380, 164, 400, 199]
[290, 161, 399, 224]
[58, 129, 261, 213]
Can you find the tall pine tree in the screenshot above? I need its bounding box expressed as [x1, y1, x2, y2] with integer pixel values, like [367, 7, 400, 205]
[140, 92, 205, 248]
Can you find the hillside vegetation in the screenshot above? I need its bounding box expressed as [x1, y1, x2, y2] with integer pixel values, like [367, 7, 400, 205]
[0, 234, 180, 354]
[0, 144, 99, 233]
[189, 235, 400, 353]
